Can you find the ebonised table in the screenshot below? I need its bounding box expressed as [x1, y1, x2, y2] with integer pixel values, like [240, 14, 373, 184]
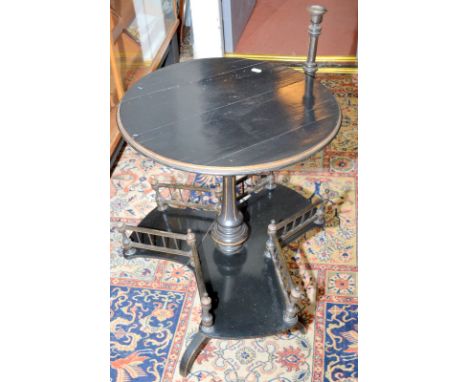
[117, 56, 341, 376]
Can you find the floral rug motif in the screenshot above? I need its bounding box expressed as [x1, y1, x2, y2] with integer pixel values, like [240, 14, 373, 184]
[110, 286, 188, 382]
[110, 73, 357, 381]
[323, 304, 358, 382]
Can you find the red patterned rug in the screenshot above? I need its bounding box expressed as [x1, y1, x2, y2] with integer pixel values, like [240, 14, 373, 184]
[110, 72, 358, 382]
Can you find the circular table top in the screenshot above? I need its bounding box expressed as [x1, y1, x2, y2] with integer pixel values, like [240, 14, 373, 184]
[118, 58, 341, 175]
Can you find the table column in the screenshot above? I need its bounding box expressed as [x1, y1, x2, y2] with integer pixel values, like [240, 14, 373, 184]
[211, 176, 249, 254]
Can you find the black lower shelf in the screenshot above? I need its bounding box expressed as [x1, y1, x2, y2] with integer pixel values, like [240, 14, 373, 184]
[133, 184, 309, 339]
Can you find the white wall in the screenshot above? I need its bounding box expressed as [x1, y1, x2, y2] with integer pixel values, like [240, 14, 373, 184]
[190, 0, 224, 58]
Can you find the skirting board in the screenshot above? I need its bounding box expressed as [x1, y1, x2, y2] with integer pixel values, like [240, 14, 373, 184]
[225, 53, 358, 74]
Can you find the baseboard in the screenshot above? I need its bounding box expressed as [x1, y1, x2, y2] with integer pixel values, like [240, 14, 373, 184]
[290, 67, 358, 74]
[224, 53, 357, 74]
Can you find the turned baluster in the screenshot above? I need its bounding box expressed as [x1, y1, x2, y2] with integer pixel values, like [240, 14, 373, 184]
[303, 5, 327, 77]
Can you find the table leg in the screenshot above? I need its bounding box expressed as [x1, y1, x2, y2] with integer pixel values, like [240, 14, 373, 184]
[210, 175, 249, 254]
[179, 331, 210, 377]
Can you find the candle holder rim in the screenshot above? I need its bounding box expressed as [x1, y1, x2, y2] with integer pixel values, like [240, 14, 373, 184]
[308, 4, 327, 15]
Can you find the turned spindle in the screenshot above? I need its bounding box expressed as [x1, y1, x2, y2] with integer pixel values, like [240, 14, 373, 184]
[303, 5, 327, 77]
[284, 287, 302, 323]
[201, 293, 213, 328]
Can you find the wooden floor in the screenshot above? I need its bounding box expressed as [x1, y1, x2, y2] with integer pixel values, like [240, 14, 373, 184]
[234, 0, 357, 57]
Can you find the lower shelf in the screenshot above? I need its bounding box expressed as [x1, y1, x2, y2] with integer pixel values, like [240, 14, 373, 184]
[131, 184, 310, 339]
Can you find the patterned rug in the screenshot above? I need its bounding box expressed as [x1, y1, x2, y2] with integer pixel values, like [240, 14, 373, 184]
[110, 72, 358, 382]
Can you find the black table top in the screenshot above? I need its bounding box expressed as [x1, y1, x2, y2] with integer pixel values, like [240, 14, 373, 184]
[117, 58, 341, 175]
